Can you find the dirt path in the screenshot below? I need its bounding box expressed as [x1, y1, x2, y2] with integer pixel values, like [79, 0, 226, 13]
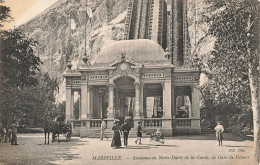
[0, 134, 255, 165]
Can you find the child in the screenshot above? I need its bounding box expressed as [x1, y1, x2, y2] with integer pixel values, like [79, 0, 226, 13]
[155, 128, 163, 139]
[135, 122, 142, 145]
[214, 121, 224, 146]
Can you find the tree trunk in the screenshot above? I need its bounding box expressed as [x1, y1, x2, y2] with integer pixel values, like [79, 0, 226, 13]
[247, 14, 259, 162]
[248, 72, 260, 163]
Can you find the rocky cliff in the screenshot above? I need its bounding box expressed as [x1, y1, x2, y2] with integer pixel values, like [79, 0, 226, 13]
[19, 0, 214, 103]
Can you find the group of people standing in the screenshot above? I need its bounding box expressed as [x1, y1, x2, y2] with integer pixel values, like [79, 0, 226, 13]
[0, 120, 19, 145]
[100, 119, 143, 148]
[100, 119, 225, 148]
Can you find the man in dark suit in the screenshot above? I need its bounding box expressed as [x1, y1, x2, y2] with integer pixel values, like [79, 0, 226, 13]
[10, 121, 18, 145]
[121, 120, 131, 146]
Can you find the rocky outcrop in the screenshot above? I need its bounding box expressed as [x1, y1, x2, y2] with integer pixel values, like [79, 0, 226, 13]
[20, 0, 213, 103]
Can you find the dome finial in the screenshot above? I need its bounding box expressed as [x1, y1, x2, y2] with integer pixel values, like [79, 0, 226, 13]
[121, 52, 126, 61]
[66, 60, 72, 71]
[82, 53, 89, 64]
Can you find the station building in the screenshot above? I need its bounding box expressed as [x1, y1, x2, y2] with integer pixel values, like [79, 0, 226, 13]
[63, 0, 201, 137]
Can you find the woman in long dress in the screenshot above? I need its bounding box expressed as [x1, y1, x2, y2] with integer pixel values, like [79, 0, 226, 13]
[111, 120, 121, 148]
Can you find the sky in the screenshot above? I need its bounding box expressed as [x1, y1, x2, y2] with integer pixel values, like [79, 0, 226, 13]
[2, 0, 59, 29]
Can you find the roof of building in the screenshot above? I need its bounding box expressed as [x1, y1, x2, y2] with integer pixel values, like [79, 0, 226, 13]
[91, 39, 166, 64]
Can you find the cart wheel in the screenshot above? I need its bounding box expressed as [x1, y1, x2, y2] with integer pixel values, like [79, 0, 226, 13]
[161, 139, 165, 144]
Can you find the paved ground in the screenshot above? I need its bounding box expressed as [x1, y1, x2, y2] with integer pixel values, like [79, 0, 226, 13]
[0, 133, 256, 165]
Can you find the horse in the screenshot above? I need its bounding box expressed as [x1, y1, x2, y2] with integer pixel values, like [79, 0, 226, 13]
[43, 119, 53, 145]
[44, 119, 72, 145]
[43, 120, 62, 145]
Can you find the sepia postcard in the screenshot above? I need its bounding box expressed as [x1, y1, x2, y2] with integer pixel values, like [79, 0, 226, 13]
[0, 0, 259, 165]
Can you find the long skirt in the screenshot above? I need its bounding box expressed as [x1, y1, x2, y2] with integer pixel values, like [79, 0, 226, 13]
[111, 131, 121, 147]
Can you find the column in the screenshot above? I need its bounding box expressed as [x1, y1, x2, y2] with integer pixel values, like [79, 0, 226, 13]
[163, 80, 172, 118]
[191, 84, 201, 134]
[66, 87, 72, 121]
[107, 83, 114, 119]
[87, 85, 91, 118]
[89, 87, 94, 118]
[71, 90, 74, 119]
[191, 85, 200, 118]
[162, 80, 172, 136]
[140, 83, 144, 118]
[171, 85, 175, 118]
[134, 83, 141, 119]
[81, 85, 88, 119]
[78, 91, 81, 120]
[80, 85, 90, 138]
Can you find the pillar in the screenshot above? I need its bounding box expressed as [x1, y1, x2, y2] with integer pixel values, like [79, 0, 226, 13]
[71, 90, 74, 119]
[81, 85, 88, 119]
[87, 85, 91, 118]
[191, 85, 200, 118]
[89, 87, 94, 118]
[163, 80, 172, 118]
[78, 91, 81, 120]
[80, 85, 91, 138]
[107, 83, 114, 119]
[171, 85, 175, 118]
[66, 87, 72, 121]
[106, 83, 115, 129]
[191, 84, 201, 134]
[134, 83, 141, 119]
[140, 83, 144, 118]
[162, 80, 173, 136]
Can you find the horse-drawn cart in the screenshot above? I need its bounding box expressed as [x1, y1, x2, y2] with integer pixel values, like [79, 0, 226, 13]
[44, 120, 72, 145]
[52, 121, 72, 142]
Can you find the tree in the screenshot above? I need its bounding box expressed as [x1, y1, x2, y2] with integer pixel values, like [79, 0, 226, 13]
[0, 4, 42, 126]
[204, 0, 260, 162]
[0, 5, 12, 28]
[0, 29, 42, 88]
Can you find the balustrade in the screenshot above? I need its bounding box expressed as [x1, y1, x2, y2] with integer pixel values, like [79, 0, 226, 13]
[73, 121, 81, 128]
[90, 119, 102, 128]
[144, 118, 162, 127]
[173, 119, 191, 127]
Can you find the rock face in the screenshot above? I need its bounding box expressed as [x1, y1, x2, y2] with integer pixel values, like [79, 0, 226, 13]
[20, 0, 213, 103]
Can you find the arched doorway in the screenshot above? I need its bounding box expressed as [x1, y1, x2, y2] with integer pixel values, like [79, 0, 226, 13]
[114, 76, 135, 125]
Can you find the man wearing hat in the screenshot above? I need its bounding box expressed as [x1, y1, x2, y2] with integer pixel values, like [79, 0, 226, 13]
[135, 121, 143, 144]
[121, 120, 131, 146]
[214, 121, 224, 146]
[100, 119, 108, 140]
[10, 120, 18, 145]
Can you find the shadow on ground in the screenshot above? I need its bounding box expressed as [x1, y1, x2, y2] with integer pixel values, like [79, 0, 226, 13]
[0, 136, 86, 165]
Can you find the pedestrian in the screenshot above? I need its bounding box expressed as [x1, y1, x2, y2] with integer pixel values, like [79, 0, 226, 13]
[111, 119, 121, 148]
[10, 120, 18, 145]
[6, 126, 12, 142]
[0, 125, 2, 143]
[100, 119, 108, 140]
[2, 127, 7, 143]
[135, 121, 143, 145]
[214, 121, 224, 146]
[121, 120, 131, 146]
